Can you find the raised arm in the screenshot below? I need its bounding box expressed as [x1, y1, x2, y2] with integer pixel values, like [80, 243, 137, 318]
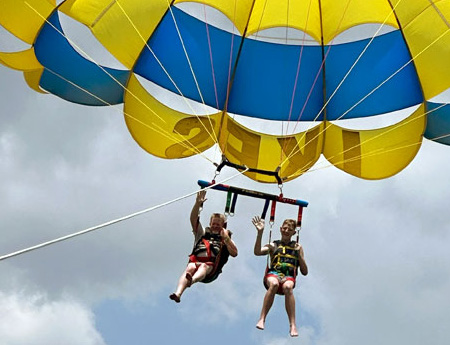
[252, 216, 270, 256]
[190, 190, 206, 232]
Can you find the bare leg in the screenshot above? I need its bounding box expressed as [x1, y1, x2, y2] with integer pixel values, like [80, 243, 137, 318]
[170, 263, 198, 302]
[191, 263, 212, 284]
[256, 277, 279, 330]
[282, 281, 298, 337]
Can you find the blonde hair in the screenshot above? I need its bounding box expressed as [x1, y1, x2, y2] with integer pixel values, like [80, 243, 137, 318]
[282, 219, 297, 230]
[210, 213, 227, 223]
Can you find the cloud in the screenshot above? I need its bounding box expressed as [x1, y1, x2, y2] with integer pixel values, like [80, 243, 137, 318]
[0, 291, 105, 345]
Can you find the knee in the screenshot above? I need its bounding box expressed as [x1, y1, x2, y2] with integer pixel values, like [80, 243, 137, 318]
[186, 263, 196, 273]
[266, 280, 279, 292]
[199, 263, 208, 270]
[282, 284, 294, 295]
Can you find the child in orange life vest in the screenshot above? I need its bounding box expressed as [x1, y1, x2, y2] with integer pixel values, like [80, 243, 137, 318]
[170, 190, 238, 303]
[252, 216, 308, 337]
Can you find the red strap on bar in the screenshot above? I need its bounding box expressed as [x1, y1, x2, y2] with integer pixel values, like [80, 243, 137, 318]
[270, 200, 277, 223]
[297, 206, 304, 228]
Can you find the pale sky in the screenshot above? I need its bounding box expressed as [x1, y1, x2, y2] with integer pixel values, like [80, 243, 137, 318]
[2, 5, 450, 345]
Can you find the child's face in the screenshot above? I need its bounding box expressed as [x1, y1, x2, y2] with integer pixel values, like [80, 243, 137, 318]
[280, 223, 296, 237]
[210, 217, 224, 232]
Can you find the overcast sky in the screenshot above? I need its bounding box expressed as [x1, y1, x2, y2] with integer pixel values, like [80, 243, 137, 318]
[2, 12, 450, 345]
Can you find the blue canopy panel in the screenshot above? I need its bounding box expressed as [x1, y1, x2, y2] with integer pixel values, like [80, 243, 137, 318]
[134, 6, 240, 110]
[34, 11, 129, 106]
[227, 38, 324, 121]
[325, 30, 423, 120]
[425, 102, 450, 145]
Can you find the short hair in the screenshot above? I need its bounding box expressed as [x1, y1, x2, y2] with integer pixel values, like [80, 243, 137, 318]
[282, 219, 297, 230]
[210, 213, 227, 223]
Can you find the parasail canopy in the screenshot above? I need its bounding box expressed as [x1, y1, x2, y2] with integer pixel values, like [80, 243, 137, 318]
[1, 0, 450, 183]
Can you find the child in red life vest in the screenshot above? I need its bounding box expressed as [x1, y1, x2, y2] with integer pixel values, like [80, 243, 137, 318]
[170, 190, 238, 303]
[252, 216, 308, 337]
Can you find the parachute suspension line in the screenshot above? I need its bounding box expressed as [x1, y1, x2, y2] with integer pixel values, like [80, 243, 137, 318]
[236, 0, 445, 170]
[211, 0, 240, 161]
[26, 1, 216, 163]
[264, 0, 414, 177]
[324, 104, 450, 167]
[116, 1, 188, 105]
[203, 4, 220, 110]
[25, 3, 133, 104]
[280, 0, 289, 138]
[165, 2, 220, 145]
[290, 0, 351, 126]
[319, 0, 403, 123]
[429, 132, 450, 142]
[283, 0, 313, 136]
[305, 102, 450, 175]
[165, 2, 217, 143]
[286, 0, 311, 112]
[198, 2, 227, 156]
[279, 0, 409, 169]
[225, 0, 237, 105]
[116, 1, 219, 147]
[38, 69, 184, 149]
[167, 4, 206, 106]
[225, 0, 239, 106]
[40, 68, 213, 164]
[0, 169, 248, 262]
[25, 2, 151, 114]
[217, 0, 257, 155]
[278, 0, 313, 166]
[51, 0, 219, 157]
[279, 0, 354, 167]
[298, 6, 450, 175]
[251, 0, 269, 42]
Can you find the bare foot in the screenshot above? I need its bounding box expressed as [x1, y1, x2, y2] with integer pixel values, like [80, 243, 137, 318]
[169, 293, 180, 303]
[256, 320, 265, 330]
[290, 325, 298, 337]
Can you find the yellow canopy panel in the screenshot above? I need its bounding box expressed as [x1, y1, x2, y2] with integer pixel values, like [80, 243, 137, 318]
[323, 104, 426, 179]
[176, 0, 254, 35]
[392, 0, 450, 100]
[124, 74, 221, 159]
[247, 0, 322, 43]
[219, 115, 323, 183]
[60, 0, 170, 69]
[0, 49, 42, 71]
[24, 69, 47, 94]
[321, 0, 398, 44]
[0, 0, 55, 44]
[0, 49, 45, 94]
